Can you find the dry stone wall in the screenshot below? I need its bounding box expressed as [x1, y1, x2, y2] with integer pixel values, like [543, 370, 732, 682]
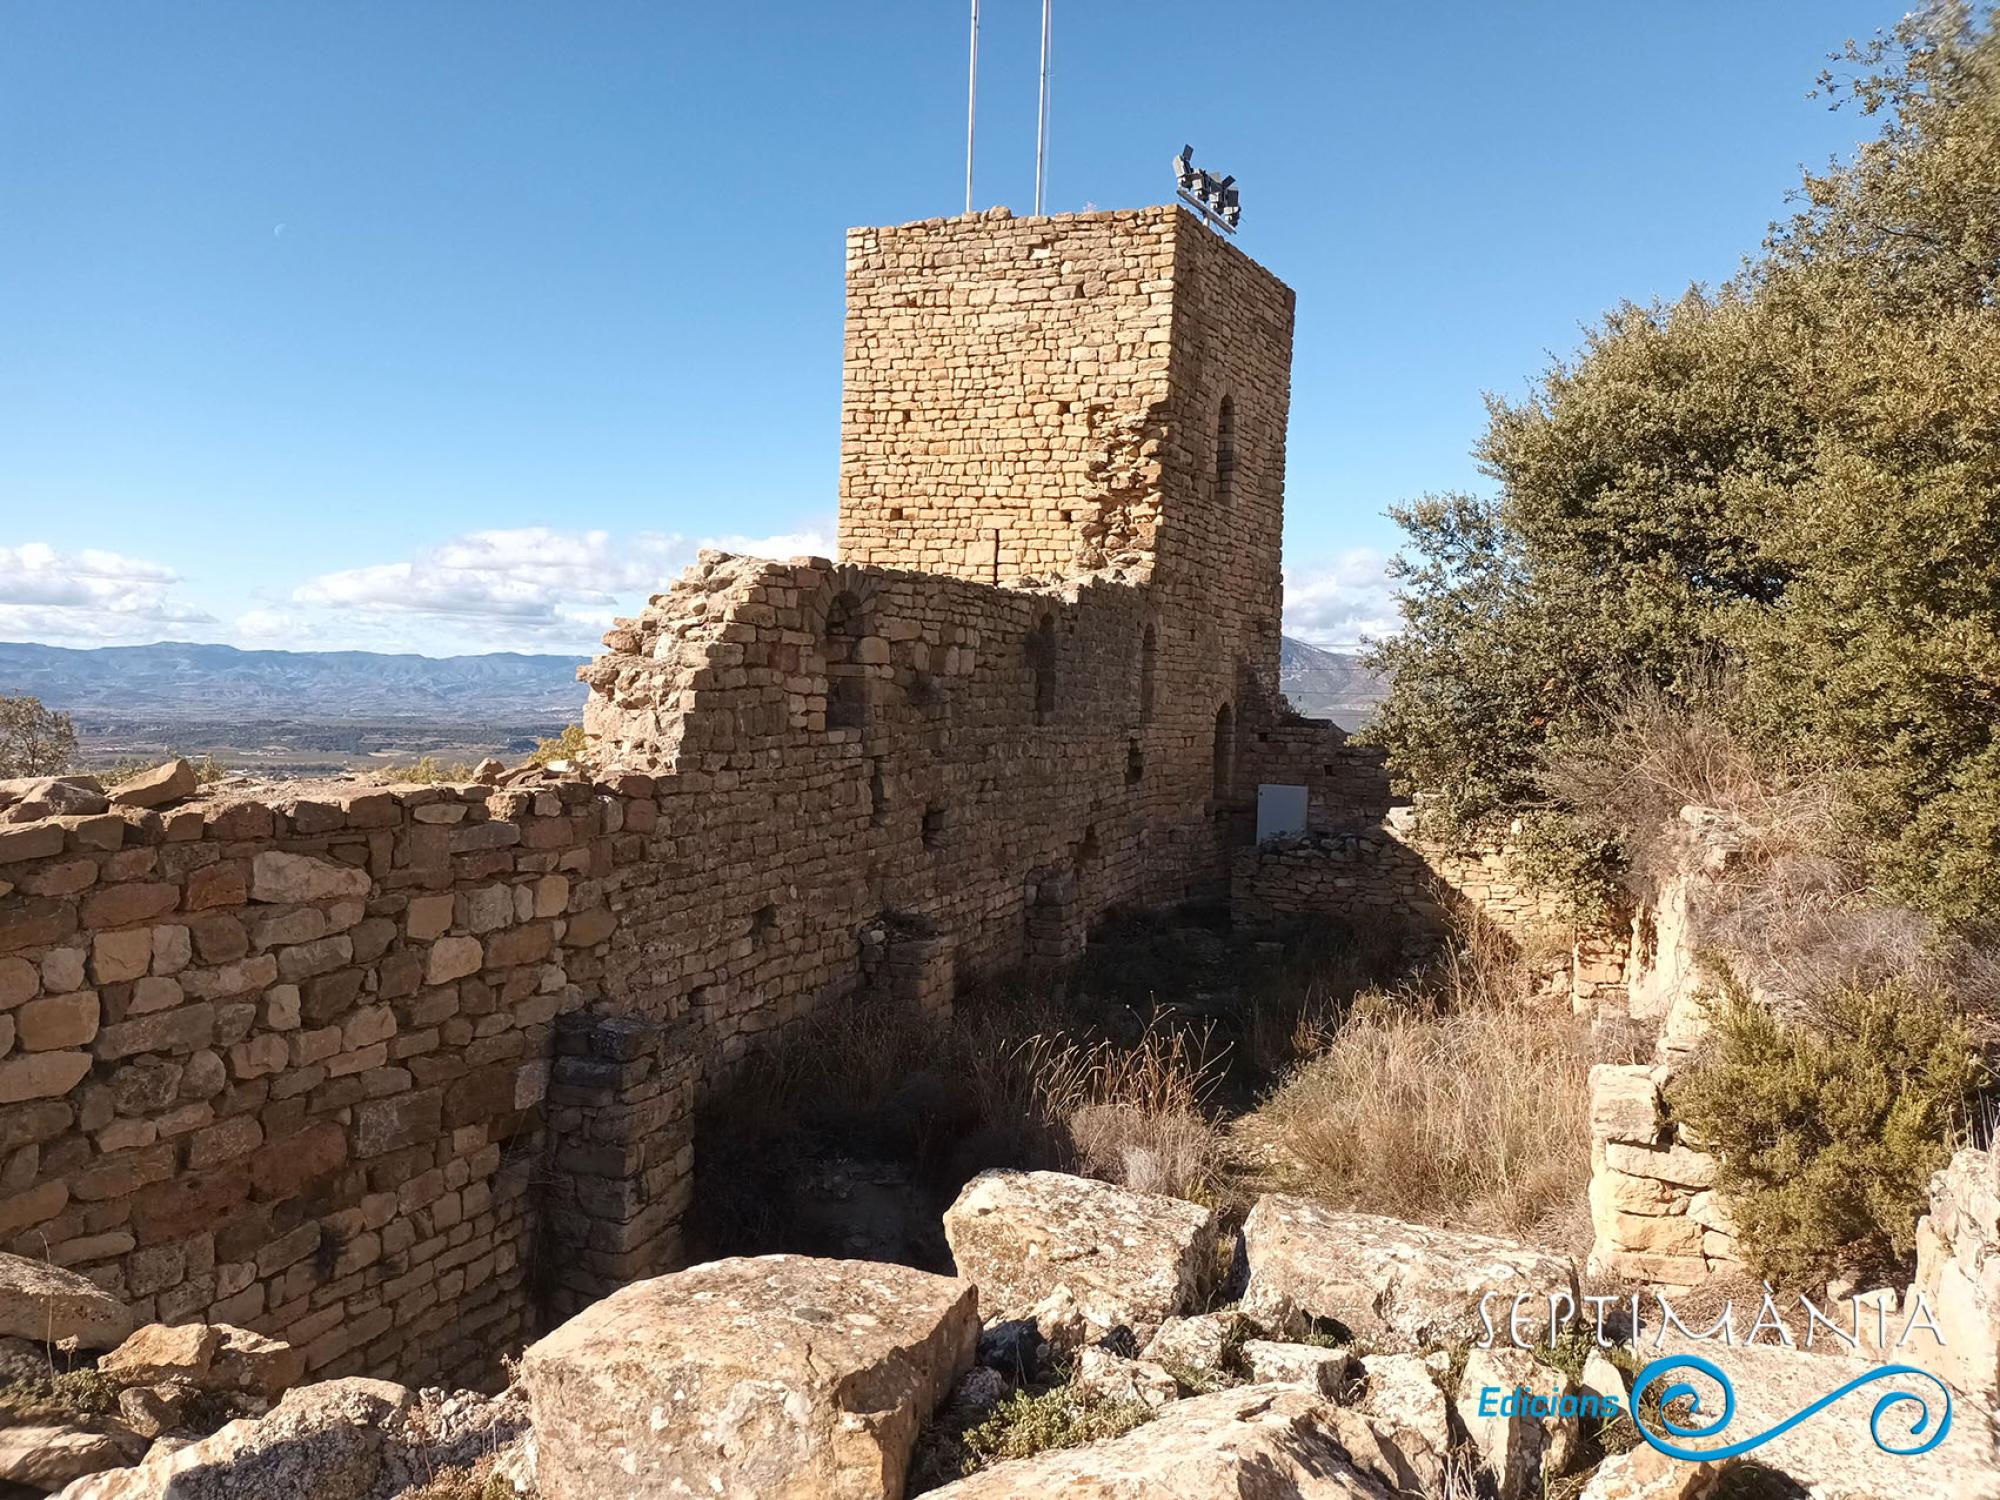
[0, 778, 669, 1388]
[1228, 798, 1632, 1008]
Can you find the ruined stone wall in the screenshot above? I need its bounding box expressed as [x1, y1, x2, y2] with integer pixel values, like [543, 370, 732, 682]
[0, 208, 1313, 1389]
[1585, 822, 1754, 1289]
[0, 778, 678, 1388]
[1228, 805, 1633, 1007]
[580, 207, 1302, 1060]
[1233, 733, 1397, 834]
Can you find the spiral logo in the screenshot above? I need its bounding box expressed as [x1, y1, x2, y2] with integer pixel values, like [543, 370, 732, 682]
[1632, 1353, 1952, 1460]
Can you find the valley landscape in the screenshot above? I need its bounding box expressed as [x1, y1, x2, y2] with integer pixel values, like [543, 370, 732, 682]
[0, 637, 1390, 775]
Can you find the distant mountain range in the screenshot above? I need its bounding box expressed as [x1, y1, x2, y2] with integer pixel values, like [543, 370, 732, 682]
[1278, 637, 1387, 728]
[0, 636, 1386, 732]
[0, 641, 590, 722]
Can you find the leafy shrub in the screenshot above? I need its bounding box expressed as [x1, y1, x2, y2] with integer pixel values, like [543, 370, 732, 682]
[375, 755, 477, 786]
[1363, 4, 2000, 928]
[1670, 977, 1985, 1284]
[944, 1380, 1151, 1482]
[0, 695, 78, 777]
[528, 723, 587, 767]
[0, 1365, 118, 1422]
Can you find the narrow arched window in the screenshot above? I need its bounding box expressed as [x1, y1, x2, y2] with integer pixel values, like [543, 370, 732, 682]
[1138, 624, 1157, 723]
[826, 591, 867, 730]
[1029, 613, 1057, 724]
[1212, 702, 1235, 797]
[1215, 396, 1237, 509]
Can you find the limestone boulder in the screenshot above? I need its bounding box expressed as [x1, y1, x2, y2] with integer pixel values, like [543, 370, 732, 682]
[944, 1170, 1218, 1344]
[1139, 1311, 1248, 1381]
[1631, 1333, 2000, 1500]
[52, 1377, 415, 1500]
[99, 1322, 220, 1386]
[1343, 1351, 1451, 1498]
[521, 1254, 977, 1500]
[1237, 1195, 1577, 1350]
[1240, 1338, 1350, 1396]
[0, 777, 108, 823]
[0, 1254, 135, 1348]
[106, 760, 196, 810]
[1071, 1346, 1182, 1410]
[0, 1425, 143, 1492]
[93, 1322, 303, 1400]
[922, 1384, 1394, 1498]
[207, 1325, 306, 1399]
[1455, 1344, 1576, 1500]
[1578, 1447, 1724, 1500]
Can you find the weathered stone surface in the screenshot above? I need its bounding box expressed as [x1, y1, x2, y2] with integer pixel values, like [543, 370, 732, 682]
[107, 760, 197, 810]
[1139, 1311, 1248, 1380]
[1456, 1344, 1574, 1500]
[1636, 1332, 2000, 1500]
[0, 1252, 134, 1347]
[522, 1254, 977, 1500]
[1577, 1446, 1725, 1500]
[944, 1169, 1218, 1343]
[0, 1424, 141, 1491]
[54, 1376, 415, 1500]
[208, 1324, 307, 1398]
[248, 851, 369, 904]
[924, 1384, 1393, 1498]
[0, 777, 109, 823]
[0, 1048, 92, 1103]
[1911, 1146, 2000, 1402]
[1238, 1195, 1578, 1350]
[1343, 1352, 1451, 1498]
[1591, 1065, 1666, 1145]
[1071, 1345, 1181, 1410]
[100, 1321, 221, 1385]
[1240, 1337, 1350, 1396]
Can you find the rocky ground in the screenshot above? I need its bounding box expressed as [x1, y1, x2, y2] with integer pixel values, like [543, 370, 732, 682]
[6, 1167, 1990, 1500]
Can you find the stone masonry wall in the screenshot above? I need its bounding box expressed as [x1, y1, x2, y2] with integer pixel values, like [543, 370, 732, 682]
[2, 208, 1630, 1388]
[3, 206, 1311, 1387]
[0, 777, 677, 1389]
[1228, 801, 1633, 1008]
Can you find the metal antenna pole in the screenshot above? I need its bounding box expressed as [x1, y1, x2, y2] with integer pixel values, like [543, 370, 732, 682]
[964, 0, 979, 214]
[1034, 0, 1050, 215]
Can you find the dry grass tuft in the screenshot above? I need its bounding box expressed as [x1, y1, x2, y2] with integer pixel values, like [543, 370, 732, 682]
[689, 978, 1232, 1260]
[1258, 921, 1594, 1256]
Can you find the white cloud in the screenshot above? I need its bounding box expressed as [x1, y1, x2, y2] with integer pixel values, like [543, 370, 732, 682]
[279, 523, 837, 654]
[0, 543, 216, 645]
[1282, 548, 1400, 649]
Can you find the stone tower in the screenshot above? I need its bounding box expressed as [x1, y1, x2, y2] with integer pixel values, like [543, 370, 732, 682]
[839, 204, 1296, 718]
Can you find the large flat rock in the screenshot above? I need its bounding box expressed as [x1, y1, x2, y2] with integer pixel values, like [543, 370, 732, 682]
[1237, 1195, 1577, 1350]
[0, 1253, 134, 1349]
[924, 1384, 1393, 1498]
[521, 1254, 977, 1500]
[1632, 1333, 2000, 1500]
[54, 1377, 415, 1500]
[943, 1169, 1218, 1343]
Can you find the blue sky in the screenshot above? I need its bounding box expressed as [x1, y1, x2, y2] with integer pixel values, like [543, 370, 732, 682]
[2, 0, 1896, 656]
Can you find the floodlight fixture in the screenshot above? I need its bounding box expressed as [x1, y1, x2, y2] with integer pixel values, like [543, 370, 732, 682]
[1172, 146, 1241, 235]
